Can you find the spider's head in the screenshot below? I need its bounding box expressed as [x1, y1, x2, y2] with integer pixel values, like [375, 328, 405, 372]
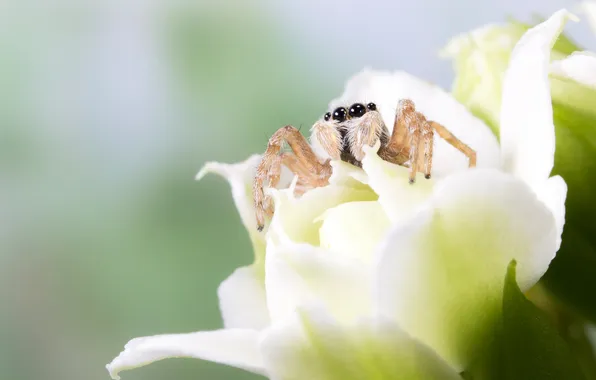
[314, 102, 382, 166]
[324, 102, 377, 123]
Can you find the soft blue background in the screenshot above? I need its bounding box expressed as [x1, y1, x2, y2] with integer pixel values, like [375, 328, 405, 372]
[0, 1, 593, 380]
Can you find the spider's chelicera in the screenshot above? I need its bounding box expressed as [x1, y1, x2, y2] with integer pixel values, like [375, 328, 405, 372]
[253, 99, 476, 231]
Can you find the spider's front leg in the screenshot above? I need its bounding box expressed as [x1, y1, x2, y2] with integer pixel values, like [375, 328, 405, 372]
[407, 112, 435, 183]
[379, 99, 477, 183]
[378, 99, 434, 183]
[428, 120, 477, 168]
[253, 125, 333, 231]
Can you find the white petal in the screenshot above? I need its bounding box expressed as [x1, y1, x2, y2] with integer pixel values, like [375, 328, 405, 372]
[375, 169, 559, 370]
[551, 51, 596, 88]
[265, 235, 372, 325]
[196, 155, 268, 263]
[319, 201, 391, 263]
[268, 184, 377, 246]
[499, 9, 576, 187]
[360, 144, 433, 224]
[579, 1, 596, 35]
[328, 160, 370, 189]
[535, 175, 568, 249]
[329, 69, 501, 178]
[218, 265, 270, 330]
[260, 306, 461, 380]
[106, 329, 264, 380]
[196, 155, 261, 232]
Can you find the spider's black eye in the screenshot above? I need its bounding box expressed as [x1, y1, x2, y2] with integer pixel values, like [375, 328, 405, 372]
[366, 102, 377, 111]
[332, 107, 348, 122]
[324, 112, 331, 121]
[348, 103, 367, 118]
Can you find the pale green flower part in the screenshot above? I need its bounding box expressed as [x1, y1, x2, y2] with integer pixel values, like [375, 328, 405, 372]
[580, 1, 596, 34]
[441, 10, 580, 135]
[260, 306, 461, 380]
[106, 10, 571, 380]
[443, 4, 596, 324]
[551, 51, 596, 88]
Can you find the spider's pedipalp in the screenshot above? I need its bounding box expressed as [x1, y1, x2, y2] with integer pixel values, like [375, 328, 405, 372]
[346, 110, 389, 161]
[311, 119, 342, 160]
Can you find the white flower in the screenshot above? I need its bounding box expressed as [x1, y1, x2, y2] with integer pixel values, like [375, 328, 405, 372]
[106, 10, 572, 380]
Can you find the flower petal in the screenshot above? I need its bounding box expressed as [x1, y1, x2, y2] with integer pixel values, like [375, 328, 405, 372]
[106, 329, 264, 380]
[551, 51, 596, 88]
[360, 144, 433, 224]
[329, 69, 501, 178]
[440, 22, 527, 134]
[218, 265, 270, 330]
[375, 169, 559, 370]
[260, 306, 461, 380]
[328, 160, 370, 189]
[580, 1, 596, 34]
[268, 184, 377, 246]
[319, 201, 391, 263]
[499, 9, 576, 187]
[196, 155, 267, 264]
[441, 15, 579, 137]
[535, 175, 567, 249]
[265, 234, 372, 325]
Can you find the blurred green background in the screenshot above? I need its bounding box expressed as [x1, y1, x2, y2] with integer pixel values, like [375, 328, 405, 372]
[1, 1, 594, 380]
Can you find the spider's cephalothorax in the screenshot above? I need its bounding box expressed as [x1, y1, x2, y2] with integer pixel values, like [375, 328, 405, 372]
[252, 99, 476, 231]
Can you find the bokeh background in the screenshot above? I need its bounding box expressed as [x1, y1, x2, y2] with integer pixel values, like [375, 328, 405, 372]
[1, 1, 595, 380]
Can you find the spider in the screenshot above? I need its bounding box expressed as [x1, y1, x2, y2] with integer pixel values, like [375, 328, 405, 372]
[253, 99, 476, 231]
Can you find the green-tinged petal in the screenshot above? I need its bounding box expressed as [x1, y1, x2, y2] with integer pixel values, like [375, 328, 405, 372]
[500, 9, 575, 188]
[106, 329, 265, 380]
[361, 144, 434, 224]
[260, 307, 461, 380]
[319, 201, 390, 263]
[550, 51, 596, 121]
[542, 101, 596, 322]
[552, 51, 596, 88]
[465, 262, 587, 380]
[375, 169, 558, 370]
[443, 10, 596, 321]
[580, 1, 596, 34]
[218, 265, 270, 330]
[268, 184, 377, 246]
[500, 261, 586, 380]
[551, 76, 596, 119]
[442, 13, 579, 133]
[441, 22, 526, 133]
[196, 155, 268, 268]
[264, 234, 372, 325]
[329, 69, 500, 178]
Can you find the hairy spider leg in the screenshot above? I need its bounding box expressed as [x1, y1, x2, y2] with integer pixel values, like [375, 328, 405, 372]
[428, 121, 477, 168]
[253, 125, 332, 231]
[379, 99, 476, 183]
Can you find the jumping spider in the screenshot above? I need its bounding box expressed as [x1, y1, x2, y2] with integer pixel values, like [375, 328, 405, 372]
[253, 99, 476, 231]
